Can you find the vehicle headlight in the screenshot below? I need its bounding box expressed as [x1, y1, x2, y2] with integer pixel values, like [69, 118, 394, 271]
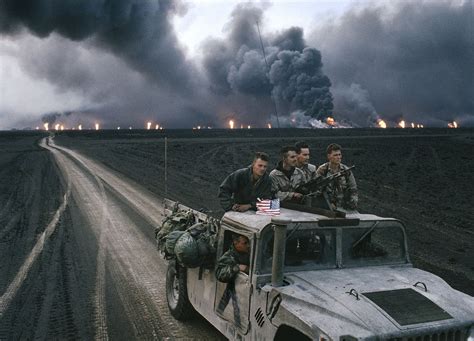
[467, 326, 474, 341]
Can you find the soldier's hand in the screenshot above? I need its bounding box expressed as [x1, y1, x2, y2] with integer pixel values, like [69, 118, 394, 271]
[234, 204, 251, 212]
[239, 264, 249, 273]
[292, 193, 303, 200]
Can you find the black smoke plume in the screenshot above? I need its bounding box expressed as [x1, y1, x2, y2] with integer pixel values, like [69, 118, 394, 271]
[202, 4, 334, 123]
[309, 0, 473, 126]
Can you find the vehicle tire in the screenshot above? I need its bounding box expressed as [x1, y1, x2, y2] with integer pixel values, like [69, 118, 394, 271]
[166, 260, 195, 320]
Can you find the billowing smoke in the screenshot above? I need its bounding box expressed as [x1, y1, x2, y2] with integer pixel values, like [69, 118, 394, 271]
[0, 0, 196, 92]
[309, 0, 473, 126]
[202, 4, 334, 124]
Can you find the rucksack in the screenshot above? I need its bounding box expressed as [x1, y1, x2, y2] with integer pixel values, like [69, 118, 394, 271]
[174, 222, 217, 268]
[155, 210, 195, 253]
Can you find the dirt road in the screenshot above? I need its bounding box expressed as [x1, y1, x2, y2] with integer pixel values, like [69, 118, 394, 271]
[0, 135, 222, 340]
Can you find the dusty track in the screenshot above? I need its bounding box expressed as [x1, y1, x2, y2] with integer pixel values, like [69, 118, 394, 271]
[0, 135, 223, 340]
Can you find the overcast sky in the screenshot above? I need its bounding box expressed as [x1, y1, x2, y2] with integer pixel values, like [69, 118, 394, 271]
[0, 0, 472, 129]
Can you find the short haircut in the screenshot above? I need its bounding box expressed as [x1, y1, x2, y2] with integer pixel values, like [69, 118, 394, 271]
[253, 151, 269, 162]
[295, 141, 309, 154]
[232, 234, 248, 243]
[326, 143, 342, 155]
[280, 145, 297, 159]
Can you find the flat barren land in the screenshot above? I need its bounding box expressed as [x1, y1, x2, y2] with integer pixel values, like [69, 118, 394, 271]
[0, 128, 473, 339]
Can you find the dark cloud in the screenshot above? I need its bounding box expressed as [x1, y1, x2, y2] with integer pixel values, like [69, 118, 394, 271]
[309, 0, 473, 126]
[202, 4, 334, 123]
[0, 0, 198, 94]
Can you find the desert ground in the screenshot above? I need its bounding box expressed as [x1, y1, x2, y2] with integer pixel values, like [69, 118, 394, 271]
[0, 128, 473, 339]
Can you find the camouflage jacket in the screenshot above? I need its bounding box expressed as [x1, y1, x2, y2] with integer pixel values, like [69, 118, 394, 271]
[316, 162, 358, 209]
[269, 162, 305, 201]
[298, 163, 318, 183]
[218, 166, 272, 212]
[215, 246, 250, 283]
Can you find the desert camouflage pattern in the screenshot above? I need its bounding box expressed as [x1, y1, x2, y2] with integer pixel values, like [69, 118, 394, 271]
[215, 246, 250, 283]
[298, 163, 318, 183]
[269, 167, 305, 201]
[316, 162, 358, 209]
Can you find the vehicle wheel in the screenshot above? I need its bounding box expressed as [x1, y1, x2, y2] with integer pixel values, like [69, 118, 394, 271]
[166, 260, 195, 320]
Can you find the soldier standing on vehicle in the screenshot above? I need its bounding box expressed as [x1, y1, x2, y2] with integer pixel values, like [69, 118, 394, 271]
[218, 152, 272, 212]
[317, 143, 358, 210]
[215, 234, 250, 282]
[295, 141, 318, 183]
[270, 146, 305, 202]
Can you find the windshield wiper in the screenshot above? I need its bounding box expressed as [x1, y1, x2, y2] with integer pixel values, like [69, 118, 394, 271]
[352, 221, 379, 249]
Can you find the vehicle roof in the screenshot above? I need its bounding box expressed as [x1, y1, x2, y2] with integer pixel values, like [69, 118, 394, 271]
[222, 208, 398, 233]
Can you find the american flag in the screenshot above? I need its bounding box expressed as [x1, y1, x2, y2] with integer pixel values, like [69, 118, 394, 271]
[256, 198, 280, 216]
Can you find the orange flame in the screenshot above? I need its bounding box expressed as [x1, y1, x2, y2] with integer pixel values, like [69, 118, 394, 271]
[147, 122, 152, 130]
[267, 123, 272, 129]
[398, 120, 406, 128]
[95, 123, 100, 130]
[326, 117, 335, 126]
[448, 121, 458, 128]
[377, 119, 387, 129]
[78, 124, 82, 130]
[229, 120, 234, 129]
[43, 123, 49, 131]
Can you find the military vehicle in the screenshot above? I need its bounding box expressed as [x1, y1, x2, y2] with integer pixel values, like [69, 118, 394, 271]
[162, 199, 474, 340]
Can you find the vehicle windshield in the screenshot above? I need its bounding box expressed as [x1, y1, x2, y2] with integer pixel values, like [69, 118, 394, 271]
[259, 224, 337, 273]
[342, 221, 406, 266]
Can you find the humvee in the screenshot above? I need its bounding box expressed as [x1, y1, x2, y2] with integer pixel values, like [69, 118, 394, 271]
[163, 199, 474, 340]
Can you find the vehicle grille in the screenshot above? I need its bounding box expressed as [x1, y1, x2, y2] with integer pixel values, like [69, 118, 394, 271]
[388, 328, 468, 341]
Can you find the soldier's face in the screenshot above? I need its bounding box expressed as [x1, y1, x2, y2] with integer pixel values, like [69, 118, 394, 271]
[297, 148, 310, 165]
[284, 151, 298, 167]
[328, 150, 342, 165]
[234, 236, 250, 253]
[252, 158, 268, 177]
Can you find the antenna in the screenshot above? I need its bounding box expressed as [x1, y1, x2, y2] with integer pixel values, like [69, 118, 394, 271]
[256, 20, 281, 130]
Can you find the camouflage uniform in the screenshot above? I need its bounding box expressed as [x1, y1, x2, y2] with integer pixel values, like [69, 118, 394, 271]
[298, 163, 318, 183]
[316, 162, 358, 209]
[215, 245, 250, 283]
[269, 162, 305, 201]
[218, 166, 272, 212]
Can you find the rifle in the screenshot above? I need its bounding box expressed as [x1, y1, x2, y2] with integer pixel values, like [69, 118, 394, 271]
[295, 165, 355, 195]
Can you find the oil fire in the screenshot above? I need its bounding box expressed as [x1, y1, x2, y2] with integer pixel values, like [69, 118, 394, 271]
[78, 124, 82, 130]
[229, 120, 234, 129]
[326, 117, 335, 126]
[147, 122, 152, 130]
[43, 123, 49, 131]
[267, 123, 272, 129]
[398, 120, 406, 128]
[377, 119, 387, 129]
[448, 121, 458, 128]
[95, 123, 100, 130]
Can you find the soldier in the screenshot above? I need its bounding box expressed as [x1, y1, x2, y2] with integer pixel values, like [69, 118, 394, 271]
[295, 141, 318, 182]
[270, 146, 305, 202]
[218, 152, 272, 212]
[215, 234, 250, 283]
[316, 143, 358, 210]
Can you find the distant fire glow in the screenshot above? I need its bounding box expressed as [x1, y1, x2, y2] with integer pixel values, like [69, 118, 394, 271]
[398, 120, 406, 128]
[155, 124, 160, 130]
[147, 122, 152, 130]
[60, 125, 64, 131]
[95, 123, 100, 130]
[229, 120, 234, 129]
[43, 123, 49, 131]
[247, 125, 251, 129]
[448, 121, 458, 128]
[326, 117, 335, 126]
[411, 123, 415, 128]
[377, 119, 387, 129]
[267, 123, 272, 129]
[78, 124, 82, 130]
[55, 124, 60, 131]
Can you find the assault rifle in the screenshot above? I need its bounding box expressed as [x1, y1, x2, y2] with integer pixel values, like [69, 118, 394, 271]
[295, 165, 355, 196]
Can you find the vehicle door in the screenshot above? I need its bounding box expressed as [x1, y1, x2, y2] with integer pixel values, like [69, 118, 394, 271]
[214, 228, 253, 334]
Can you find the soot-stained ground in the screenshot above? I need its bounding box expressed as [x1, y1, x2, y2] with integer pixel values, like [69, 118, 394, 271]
[55, 128, 474, 296]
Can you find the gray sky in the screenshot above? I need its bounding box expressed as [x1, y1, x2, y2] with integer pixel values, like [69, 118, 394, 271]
[0, 0, 471, 129]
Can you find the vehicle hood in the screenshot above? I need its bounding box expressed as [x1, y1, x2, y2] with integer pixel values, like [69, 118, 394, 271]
[268, 266, 474, 338]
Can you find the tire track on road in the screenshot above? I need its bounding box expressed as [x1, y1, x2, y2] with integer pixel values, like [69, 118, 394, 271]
[46, 137, 221, 339]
